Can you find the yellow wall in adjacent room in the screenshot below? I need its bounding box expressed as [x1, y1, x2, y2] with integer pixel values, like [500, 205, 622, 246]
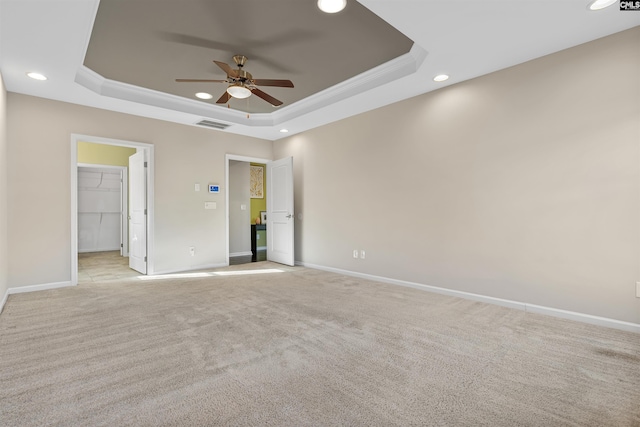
[250, 163, 266, 224]
[78, 141, 136, 166]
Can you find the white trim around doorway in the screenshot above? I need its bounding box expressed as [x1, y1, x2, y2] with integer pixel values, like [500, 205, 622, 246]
[71, 134, 155, 285]
[225, 154, 272, 266]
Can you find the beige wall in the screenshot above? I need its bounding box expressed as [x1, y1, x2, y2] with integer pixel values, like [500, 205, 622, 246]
[7, 94, 272, 286]
[0, 73, 8, 300]
[275, 28, 640, 324]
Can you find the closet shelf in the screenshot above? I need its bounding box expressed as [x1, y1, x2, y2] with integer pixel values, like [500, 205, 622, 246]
[78, 211, 121, 214]
[78, 187, 121, 192]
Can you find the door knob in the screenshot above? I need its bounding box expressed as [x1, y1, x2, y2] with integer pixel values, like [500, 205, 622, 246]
[286, 214, 292, 219]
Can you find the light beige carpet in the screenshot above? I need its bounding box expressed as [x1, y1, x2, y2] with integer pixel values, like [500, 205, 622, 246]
[1, 262, 639, 426]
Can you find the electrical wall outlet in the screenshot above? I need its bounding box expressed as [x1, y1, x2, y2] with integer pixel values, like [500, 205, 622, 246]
[353, 250, 358, 259]
[189, 246, 195, 257]
[360, 250, 366, 259]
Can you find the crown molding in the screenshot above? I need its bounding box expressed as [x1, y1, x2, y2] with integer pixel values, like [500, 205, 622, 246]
[74, 43, 427, 129]
[271, 44, 427, 125]
[74, 66, 257, 126]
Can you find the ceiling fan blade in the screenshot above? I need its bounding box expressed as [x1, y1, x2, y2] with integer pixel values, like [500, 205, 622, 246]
[252, 79, 294, 88]
[216, 91, 231, 104]
[214, 61, 238, 78]
[251, 88, 283, 106]
[159, 32, 238, 54]
[175, 79, 227, 83]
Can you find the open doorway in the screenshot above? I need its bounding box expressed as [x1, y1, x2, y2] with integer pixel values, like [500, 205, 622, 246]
[226, 154, 271, 266]
[228, 158, 268, 265]
[226, 154, 295, 267]
[70, 134, 155, 285]
[77, 164, 129, 282]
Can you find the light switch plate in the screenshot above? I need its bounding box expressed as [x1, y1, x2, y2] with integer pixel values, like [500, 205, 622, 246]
[205, 202, 216, 210]
[241, 204, 246, 210]
[194, 183, 200, 192]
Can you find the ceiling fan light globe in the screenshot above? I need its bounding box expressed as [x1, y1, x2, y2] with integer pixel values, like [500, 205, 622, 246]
[318, 0, 347, 13]
[227, 84, 251, 99]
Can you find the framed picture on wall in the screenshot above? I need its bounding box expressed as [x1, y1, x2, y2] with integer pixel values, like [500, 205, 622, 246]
[260, 211, 267, 224]
[250, 165, 264, 198]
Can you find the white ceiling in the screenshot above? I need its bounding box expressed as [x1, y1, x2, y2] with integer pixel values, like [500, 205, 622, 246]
[1, 0, 638, 141]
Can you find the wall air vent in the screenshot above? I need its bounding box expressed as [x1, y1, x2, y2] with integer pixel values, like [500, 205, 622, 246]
[195, 119, 231, 130]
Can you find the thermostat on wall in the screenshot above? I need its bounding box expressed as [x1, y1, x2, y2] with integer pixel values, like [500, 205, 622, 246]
[208, 184, 220, 193]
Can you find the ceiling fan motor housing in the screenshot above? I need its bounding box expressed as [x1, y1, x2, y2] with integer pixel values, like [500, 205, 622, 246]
[235, 69, 252, 83]
[233, 55, 248, 67]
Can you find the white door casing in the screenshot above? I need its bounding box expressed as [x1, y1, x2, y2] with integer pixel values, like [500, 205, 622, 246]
[129, 151, 147, 274]
[267, 157, 294, 266]
[71, 134, 154, 286]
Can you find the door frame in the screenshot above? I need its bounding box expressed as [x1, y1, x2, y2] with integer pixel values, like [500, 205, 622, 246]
[71, 134, 155, 285]
[77, 163, 128, 256]
[225, 154, 272, 265]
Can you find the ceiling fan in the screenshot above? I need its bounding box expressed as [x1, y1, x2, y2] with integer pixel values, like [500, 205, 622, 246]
[176, 55, 294, 106]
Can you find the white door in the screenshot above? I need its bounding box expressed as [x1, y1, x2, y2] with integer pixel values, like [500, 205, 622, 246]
[267, 157, 294, 266]
[120, 169, 129, 257]
[129, 151, 147, 274]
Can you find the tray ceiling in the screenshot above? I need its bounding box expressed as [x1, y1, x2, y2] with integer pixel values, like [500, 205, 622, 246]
[1, 0, 637, 140]
[84, 0, 413, 114]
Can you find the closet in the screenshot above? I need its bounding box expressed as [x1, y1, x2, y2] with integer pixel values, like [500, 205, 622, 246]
[77, 166, 124, 253]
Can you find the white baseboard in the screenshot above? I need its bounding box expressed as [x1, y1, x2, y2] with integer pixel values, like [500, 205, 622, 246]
[296, 261, 640, 334]
[8, 281, 75, 295]
[1, 281, 75, 315]
[229, 251, 253, 258]
[256, 246, 267, 251]
[523, 304, 640, 333]
[0, 289, 8, 315]
[78, 248, 121, 253]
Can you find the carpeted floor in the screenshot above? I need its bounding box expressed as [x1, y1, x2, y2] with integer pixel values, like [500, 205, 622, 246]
[1, 262, 639, 426]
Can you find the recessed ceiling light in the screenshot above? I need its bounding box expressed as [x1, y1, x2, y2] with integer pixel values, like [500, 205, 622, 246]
[280, 129, 289, 133]
[588, 0, 617, 10]
[195, 92, 213, 100]
[433, 74, 449, 82]
[318, 0, 347, 13]
[26, 72, 47, 81]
